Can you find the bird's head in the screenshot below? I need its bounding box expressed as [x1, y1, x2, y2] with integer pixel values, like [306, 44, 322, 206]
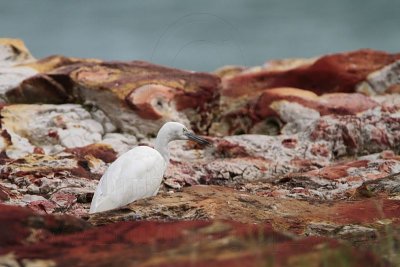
[159, 122, 210, 146]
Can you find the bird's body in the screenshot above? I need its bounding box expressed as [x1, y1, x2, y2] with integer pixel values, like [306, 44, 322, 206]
[89, 146, 166, 213]
[89, 122, 209, 214]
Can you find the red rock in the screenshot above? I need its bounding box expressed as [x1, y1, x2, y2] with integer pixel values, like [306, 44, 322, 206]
[0, 218, 384, 267]
[0, 204, 89, 247]
[7, 60, 221, 136]
[334, 198, 400, 225]
[281, 137, 297, 148]
[50, 192, 77, 209]
[26, 200, 57, 214]
[218, 87, 382, 135]
[223, 49, 400, 97]
[64, 143, 118, 163]
[356, 171, 400, 197]
[254, 89, 378, 118]
[0, 185, 11, 201]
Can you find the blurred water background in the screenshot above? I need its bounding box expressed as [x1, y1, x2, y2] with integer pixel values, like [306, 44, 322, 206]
[1, 0, 399, 71]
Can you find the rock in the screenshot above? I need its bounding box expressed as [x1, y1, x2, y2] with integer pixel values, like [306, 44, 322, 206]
[166, 107, 400, 187]
[357, 60, 400, 95]
[23, 54, 101, 73]
[306, 222, 377, 244]
[0, 39, 38, 103]
[0, 184, 11, 201]
[99, 133, 137, 156]
[0, 153, 100, 215]
[0, 104, 106, 157]
[277, 155, 400, 200]
[0, 66, 38, 103]
[215, 88, 400, 136]
[0, 212, 384, 267]
[89, 185, 400, 231]
[356, 171, 400, 197]
[1, 41, 400, 265]
[0, 38, 35, 67]
[215, 49, 400, 135]
[0, 204, 89, 247]
[7, 60, 221, 137]
[222, 49, 400, 97]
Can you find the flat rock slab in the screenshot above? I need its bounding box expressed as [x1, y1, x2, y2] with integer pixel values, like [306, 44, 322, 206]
[89, 185, 400, 239]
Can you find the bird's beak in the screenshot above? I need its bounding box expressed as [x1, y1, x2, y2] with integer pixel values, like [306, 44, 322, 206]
[184, 132, 211, 146]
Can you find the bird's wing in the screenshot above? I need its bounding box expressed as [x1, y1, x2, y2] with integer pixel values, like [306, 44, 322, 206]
[90, 146, 165, 213]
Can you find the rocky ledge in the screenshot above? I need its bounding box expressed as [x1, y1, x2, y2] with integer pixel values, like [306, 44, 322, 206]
[1, 38, 400, 266]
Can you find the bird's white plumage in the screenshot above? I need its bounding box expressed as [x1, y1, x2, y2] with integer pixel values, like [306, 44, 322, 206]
[89, 146, 166, 213]
[89, 121, 209, 214]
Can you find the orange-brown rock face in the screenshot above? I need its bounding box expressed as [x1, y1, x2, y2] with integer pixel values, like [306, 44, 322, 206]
[7, 60, 220, 137]
[222, 49, 400, 97]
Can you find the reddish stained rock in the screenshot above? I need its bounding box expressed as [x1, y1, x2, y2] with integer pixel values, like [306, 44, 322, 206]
[312, 160, 370, 180]
[0, 204, 89, 247]
[26, 199, 57, 214]
[309, 143, 330, 157]
[215, 50, 400, 135]
[334, 198, 400, 225]
[218, 87, 382, 135]
[213, 87, 384, 135]
[356, 171, 400, 198]
[305, 108, 400, 157]
[64, 143, 118, 163]
[0, 217, 384, 267]
[50, 192, 77, 210]
[0, 153, 99, 215]
[281, 137, 297, 149]
[277, 155, 400, 200]
[213, 139, 250, 158]
[126, 84, 177, 120]
[7, 60, 221, 136]
[0, 184, 11, 201]
[0, 153, 94, 180]
[222, 49, 400, 98]
[87, 184, 399, 251]
[254, 89, 379, 119]
[165, 108, 400, 188]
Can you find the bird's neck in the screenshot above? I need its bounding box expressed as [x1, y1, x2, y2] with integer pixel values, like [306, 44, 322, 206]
[155, 132, 170, 164]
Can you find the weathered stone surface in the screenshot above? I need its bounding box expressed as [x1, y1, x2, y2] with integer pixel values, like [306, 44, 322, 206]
[214, 87, 384, 135]
[0, 104, 106, 157]
[89, 185, 400, 232]
[0, 39, 37, 102]
[87, 184, 400, 264]
[356, 170, 400, 198]
[215, 50, 400, 135]
[0, 153, 99, 214]
[222, 49, 400, 97]
[276, 153, 400, 200]
[0, 38, 35, 67]
[0, 204, 89, 247]
[1, 41, 400, 266]
[1, 103, 399, 216]
[7, 60, 221, 137]
[0, 207, 385, 267]
[166, 106, 400, 188]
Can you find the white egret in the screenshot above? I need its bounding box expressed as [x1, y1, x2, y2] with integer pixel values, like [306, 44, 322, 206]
[89, 122, 210, 214]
